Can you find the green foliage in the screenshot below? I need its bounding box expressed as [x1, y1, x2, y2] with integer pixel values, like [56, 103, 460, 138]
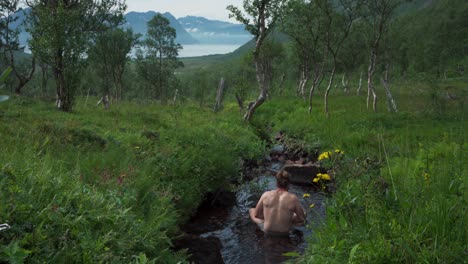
[27, 0, 126, 111]
[88, 28, 139, 100]
[390, 0, 468, 76]
[0, 98, 264, 262]
[137, 14, 183, 104]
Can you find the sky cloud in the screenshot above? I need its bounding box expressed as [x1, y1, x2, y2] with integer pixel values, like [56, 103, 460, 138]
[126, 0, 244, 22]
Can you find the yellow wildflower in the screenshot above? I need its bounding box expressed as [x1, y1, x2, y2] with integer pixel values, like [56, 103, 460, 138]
[313, 177, 320, 183]
[309, 204, 315, 208]
[303, 193, 311, 198]
[319, 173, 331, 181]
[318, 151, 331, 160]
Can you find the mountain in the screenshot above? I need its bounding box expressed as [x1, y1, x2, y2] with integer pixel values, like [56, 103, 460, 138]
[5, 8, 30, 48]
[178, 16, 252, 45]
[9, 9, 199, 47]
[124, 11, 198, 45]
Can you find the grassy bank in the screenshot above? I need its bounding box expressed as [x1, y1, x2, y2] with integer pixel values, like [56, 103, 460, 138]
[0, 98, 264, 262]
[249, 80, 466, 263]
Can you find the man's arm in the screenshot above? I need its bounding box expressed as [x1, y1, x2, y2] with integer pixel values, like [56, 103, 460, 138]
[254, 193, 265, 220]
[249, 193, 266, 224]
[292, 197, 305, 225]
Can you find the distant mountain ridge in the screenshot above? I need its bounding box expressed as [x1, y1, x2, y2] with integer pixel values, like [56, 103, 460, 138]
[9, 8, 251, 47]
[178, 16, 251, 45]
[124, 11, 199, 45]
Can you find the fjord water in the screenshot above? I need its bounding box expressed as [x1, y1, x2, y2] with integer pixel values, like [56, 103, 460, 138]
[178, 44, 243, 58]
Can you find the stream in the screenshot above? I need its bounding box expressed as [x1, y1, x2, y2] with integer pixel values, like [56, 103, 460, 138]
[187, 163, 326, 263]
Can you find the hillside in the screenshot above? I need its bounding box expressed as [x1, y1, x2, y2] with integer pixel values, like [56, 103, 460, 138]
[124, 11, 198, 45]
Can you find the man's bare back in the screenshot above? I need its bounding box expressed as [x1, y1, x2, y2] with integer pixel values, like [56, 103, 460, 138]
[249, 188, 305, 234]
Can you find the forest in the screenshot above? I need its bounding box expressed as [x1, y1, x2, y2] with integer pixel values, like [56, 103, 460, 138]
[0, 0, 466, 263]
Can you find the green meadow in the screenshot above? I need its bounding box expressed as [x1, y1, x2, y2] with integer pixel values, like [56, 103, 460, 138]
[1, 77, 466, 262]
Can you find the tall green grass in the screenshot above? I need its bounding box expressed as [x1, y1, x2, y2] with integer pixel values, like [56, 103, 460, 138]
[250, 81, 466, 263]
[0, 97, 264, 262]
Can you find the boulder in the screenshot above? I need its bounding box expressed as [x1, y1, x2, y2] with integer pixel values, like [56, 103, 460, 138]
[283, 164, 324, 185]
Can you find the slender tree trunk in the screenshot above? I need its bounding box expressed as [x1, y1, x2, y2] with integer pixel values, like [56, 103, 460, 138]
[382, 64, 398, 112]
[324, 65, 336, 117]
[213, 77, 225, 112]
[298, 62, 309, 100]
[173, 89, 178, 104]
[367, 50, 378, 112]
[243, 4, 268, 122]
[53, 49, 72, 111]
[342, 73, 349, 94]
[41, 63, 49, 97]
[235, 92, 244, 112]
[357, 70, 363, 96]
[244, 57, 268, 121]
[278, 73, 286, 96]
[55, 71, 70, 111]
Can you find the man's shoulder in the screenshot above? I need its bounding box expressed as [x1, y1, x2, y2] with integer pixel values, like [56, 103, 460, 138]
[263, 190, 275, 196]
[286, 192, 299, 200]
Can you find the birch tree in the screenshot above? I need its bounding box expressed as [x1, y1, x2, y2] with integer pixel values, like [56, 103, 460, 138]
[365, 0, 404, 112]
[144, 14, 182, 104]
[320, 0, 365, 117]
[280, 0, 327, 108]
[88, 28, 139, 104]
[26, 0, 126, 111]
[227, 0, 285, 121]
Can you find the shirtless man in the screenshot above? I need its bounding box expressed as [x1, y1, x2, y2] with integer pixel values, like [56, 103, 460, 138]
[249, 169, 306, 235]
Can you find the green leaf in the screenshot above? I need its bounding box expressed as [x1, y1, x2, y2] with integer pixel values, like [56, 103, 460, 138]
[348, 243, 360, 264]
[0, 67, 12, 83]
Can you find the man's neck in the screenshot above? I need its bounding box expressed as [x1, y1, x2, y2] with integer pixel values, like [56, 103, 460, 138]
[277, 187, 288, 192]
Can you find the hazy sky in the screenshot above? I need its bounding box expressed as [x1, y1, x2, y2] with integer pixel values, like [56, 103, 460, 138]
[126, 0, 244, 21]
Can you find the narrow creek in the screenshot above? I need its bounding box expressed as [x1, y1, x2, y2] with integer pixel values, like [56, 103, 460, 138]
[185, 162, 327, 263]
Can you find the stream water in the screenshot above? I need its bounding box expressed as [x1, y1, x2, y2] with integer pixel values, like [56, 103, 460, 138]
[189, 165, 326, 263]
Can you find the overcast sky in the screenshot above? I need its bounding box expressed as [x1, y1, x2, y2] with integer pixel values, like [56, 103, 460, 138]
[126, 0, 244, 22]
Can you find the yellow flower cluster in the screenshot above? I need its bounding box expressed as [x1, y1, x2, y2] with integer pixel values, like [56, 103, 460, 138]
[313, 173, 331, 183]
[309, 204, 315, 208]
[318, 151, 331, 160]
[317, 173, 331, 181]
[318, 149, 344, 161]
[303, 193, 311, 198]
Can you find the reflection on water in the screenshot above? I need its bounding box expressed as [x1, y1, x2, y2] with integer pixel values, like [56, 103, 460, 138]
[198, 174, 326, 264]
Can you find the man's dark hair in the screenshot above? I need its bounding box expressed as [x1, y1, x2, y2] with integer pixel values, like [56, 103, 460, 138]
[276, 169, 290, 189]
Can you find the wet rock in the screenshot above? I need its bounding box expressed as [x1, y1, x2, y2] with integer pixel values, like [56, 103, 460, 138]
[173, 234, 224, 264]
[269, 162, 285, 174]
[283, 164, 325, 185]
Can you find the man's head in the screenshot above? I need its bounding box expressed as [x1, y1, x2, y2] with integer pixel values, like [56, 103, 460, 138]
[276, 169, 290, 189]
